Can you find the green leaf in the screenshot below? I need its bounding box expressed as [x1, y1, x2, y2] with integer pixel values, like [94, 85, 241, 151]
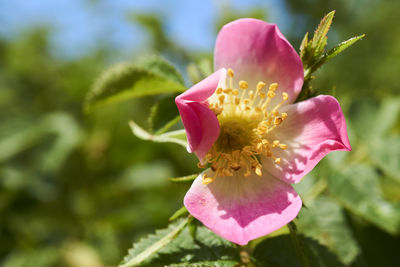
[369, 137, 400, 182]
[149, 95, 180, 134]
[129, 120, 187, 148]
[311, 11, 335, 55]
[305, 34, 365, 80]
[165, 260, 239, 267]
[187, 58, 213, 84]
[168, 174, 198, 183]
[85, 59, 186, 112]
[327, 164, 400, 234]
[325, 34, 365, 61]
[369, 97, 400, 138]
[299, 32, 309, 60]
[0, 113, 82, 172]
[296, 196, 360, 264]
[253, 234, 344, 267]
[137, 55, 185, 85]
[121, 220, 240, 267]
[120, 218, 190, 267]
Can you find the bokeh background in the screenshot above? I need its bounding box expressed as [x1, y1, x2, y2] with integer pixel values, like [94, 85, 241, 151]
[1, 0, 399, 266]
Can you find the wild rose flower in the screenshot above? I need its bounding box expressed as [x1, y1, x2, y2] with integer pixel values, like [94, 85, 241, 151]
[175, 19, 351, 245]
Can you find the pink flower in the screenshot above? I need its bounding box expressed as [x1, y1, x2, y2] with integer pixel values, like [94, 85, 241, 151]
[175, 19, 351, 245]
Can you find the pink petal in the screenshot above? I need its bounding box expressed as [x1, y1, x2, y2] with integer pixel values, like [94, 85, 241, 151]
[184, 170, 302, 245]
[262, 95, 352, 184]
[175, 69, 226, 160]
[214, 18, 303, 104]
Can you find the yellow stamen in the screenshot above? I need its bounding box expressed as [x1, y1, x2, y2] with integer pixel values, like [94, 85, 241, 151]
[269, 83, 278, 91]
[227, 68, 234, 78]
[267, 91, 275, 98]
[239, 80, 248, 89]
[203, 70, 289, 183]
[257, 81, 266, 91]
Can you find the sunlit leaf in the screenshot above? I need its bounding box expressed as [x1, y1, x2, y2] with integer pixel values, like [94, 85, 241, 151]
[311, 11, 335, 55]
[299, 32, 309, 60]
[369, 137, 400, 182]
[137, 55, 184, 85]
[85, 59, 186, 112]
[297, 196, 360, 264]
[120, 218, 189, 267]
[325, 35, 365, 61]
[121, 219, 239, 267]
[370, 97, 400, 138]
[327, 164, 400, 234]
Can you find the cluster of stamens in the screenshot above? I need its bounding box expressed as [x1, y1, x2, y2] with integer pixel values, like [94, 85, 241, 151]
[200, 68, 289, 184]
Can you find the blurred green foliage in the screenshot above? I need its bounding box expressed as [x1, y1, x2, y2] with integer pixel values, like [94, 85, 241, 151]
[1, 0, 400, 266]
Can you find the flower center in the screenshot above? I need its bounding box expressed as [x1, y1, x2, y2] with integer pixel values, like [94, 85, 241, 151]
[200, 68, 289, 184]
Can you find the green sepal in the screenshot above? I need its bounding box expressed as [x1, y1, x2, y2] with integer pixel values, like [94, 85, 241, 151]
[169, 206, 189, 222]
[168, 174, 198, 183]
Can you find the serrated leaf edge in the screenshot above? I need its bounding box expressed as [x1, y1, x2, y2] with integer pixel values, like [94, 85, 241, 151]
[120, 218, 189, 267]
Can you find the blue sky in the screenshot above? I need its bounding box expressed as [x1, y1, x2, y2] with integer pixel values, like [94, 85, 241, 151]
[0, 0, 289, 59]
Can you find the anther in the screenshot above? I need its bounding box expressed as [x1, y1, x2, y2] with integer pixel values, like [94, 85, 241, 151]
[203, 177, 214, 184]
[279, 144, 288, 150]
[273, 140, 280, 147]
[281, 112, 288, 120]
[213, 107, 223, 116]
[269, 83, 278, 91]
[216, 87, 223, 94]
[267, 91, 276, 98]
[257, 81, 266, 91]
[239, 80, 248, 89]
[218, 95, 225, 104]
[274, 117, 283, 125]
[282, 92, 289, 101]
[228, 68, 234, 78]
[274, 158, 281, 164]
[249, 91, 254, 100]
[232, 89, 239, 96]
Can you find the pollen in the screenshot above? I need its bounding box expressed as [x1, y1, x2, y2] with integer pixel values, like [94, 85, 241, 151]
[201, 69, 290, 183]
